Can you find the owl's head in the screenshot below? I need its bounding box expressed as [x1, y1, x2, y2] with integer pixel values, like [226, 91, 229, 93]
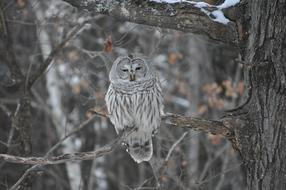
[109, 55, 153, 83]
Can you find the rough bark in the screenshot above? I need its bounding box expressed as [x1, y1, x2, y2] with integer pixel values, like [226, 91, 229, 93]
[62, 0, 237, 44]
[231, 0, 286, 189]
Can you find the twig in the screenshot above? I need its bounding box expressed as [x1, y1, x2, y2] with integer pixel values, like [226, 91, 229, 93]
[165, 132, 188, 161]
[158, 132, 188, 184]
[46, 115, 97, 156]
[9, 115, 100, 190]
[196, 163, 242, 186]
[197, 144, 229, 182]
[9, 165, 39, 190]
[27, 22, 87, 89]
[0, 7, 24, 84]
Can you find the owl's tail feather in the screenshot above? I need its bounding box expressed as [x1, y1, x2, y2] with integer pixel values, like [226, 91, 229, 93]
[125, 131, 153, 163]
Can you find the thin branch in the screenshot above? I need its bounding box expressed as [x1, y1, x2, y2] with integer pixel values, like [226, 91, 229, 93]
[9, 165, 39, 190]
[46, 114, 97, 156]
[62, 0, 237, 44]
[27, 22, 87, 89]
[0, 127, 135, 166]
[158, 132, 188, 184]
[165, 132, 188, 161]
[9, 115, 99, 190]
[0, 7, 24, 84]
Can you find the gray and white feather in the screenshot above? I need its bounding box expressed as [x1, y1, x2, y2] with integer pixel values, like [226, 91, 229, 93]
[105, 55, 163, 163]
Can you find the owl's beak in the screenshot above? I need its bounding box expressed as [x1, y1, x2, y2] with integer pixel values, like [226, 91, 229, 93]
[129, 73, 135, 81]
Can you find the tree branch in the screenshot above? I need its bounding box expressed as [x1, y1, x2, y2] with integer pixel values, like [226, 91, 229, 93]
[88, 108, 235, 140]
[8, 115, 97, 190]
[62, 0, 237, 44]
[0, 7, 24, 87]
[162, 113, 233, 137]
[0, 127, 135, 166]
[158, 131, 188, 184]
[27, 22, 87, 89]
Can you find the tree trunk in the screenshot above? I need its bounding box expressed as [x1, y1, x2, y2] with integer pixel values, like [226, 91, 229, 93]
[235, 0, 286, 189]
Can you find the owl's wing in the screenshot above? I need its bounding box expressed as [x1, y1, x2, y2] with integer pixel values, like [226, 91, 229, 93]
[105, 85, 134, 134]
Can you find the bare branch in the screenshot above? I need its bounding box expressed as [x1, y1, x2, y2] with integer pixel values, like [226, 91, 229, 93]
[158, 132, 188, 184]
[8, 115, 97, 190]
[46, 114, 97, 156]
[27, 22, 87, 89]
[165, 132, 188, 161]
[162, 113, 233, 138]
[9, 165, 39, 190]
[0, 127, 135, 166]
[0, 145, 114, 165]
[89, 109, 234, 139]
[0, 7, 24, 85]
[62, 0, 237, 44]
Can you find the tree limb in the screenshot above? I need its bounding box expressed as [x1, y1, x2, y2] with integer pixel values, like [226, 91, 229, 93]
[27, 22, 87, 89]
[62, 0, 237, 44]
[89, 108, 235, 139]
[0, 145, 115, 165]
[8, 115, 97, 190]
[0, 7, 24, 87]
[0, 127, 135, 166]
[162, 113, 234, 138]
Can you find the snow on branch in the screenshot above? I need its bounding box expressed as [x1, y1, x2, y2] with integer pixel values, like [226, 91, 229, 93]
[62, 0, 239, 44]
[151, 0, 240, 24]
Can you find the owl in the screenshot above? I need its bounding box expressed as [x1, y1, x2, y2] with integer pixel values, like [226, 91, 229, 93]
[105, 55, 163, 163]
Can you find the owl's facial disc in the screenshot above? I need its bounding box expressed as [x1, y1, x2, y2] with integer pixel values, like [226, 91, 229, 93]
[115, 56, 148, 82]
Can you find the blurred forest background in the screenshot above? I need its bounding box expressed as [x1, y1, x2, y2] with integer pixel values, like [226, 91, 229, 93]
[0, 0, 247, 189]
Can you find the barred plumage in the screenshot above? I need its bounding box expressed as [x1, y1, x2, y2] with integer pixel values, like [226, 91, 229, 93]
[105, 55, 163, 163]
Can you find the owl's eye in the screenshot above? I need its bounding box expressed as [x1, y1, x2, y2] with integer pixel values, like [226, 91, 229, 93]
[135, 67, 142, 71]
[122, 69, 128, 72]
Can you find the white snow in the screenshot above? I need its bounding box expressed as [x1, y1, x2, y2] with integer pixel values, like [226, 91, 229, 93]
[150, 0, 240, 24]
[217, 0, 240, 9]
[151, 0, 185, 3]
[211, 10, 229, 24]
[194, 2, 212, 8]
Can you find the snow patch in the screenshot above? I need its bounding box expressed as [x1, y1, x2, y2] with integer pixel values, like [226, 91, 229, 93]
[150, 0, 240, 24]
[211, 10, 229, 24]
[194, 2, 211, 9]
[217, 0, 240, 9]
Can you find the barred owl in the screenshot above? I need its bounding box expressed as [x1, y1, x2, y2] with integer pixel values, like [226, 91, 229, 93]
[105, 55, 163, 163]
